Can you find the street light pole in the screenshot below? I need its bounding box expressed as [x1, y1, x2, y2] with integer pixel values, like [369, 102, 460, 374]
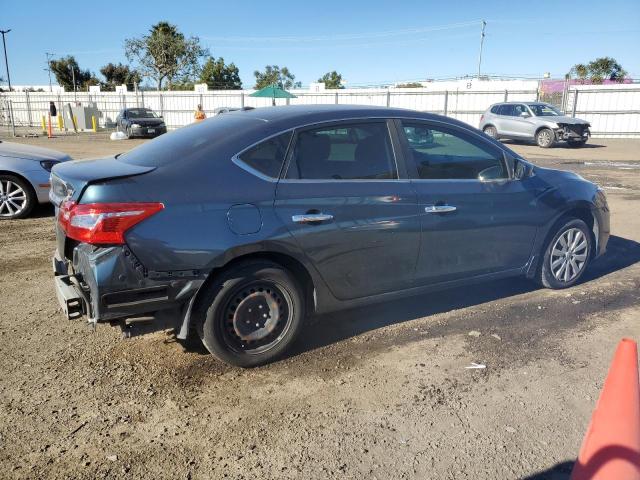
[0, 29, 12, 91]
[45, 52, 55, 92]
[69, 64, 76, 102]
[477, 20, 487, 80]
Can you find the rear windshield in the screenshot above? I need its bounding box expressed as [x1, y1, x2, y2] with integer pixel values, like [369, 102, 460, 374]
[119, 115, 264, 167]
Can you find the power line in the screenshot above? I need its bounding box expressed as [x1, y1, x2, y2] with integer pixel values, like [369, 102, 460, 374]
[203, 20, 482, 43]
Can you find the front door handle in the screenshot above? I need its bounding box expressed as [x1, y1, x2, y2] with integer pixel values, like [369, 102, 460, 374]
[292, 213, 334, 224]
[425, 205, 457, 213]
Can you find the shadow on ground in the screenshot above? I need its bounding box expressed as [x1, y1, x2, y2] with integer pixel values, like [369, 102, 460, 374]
[521, 461, 573, 480]
[501, 139, 606, 149]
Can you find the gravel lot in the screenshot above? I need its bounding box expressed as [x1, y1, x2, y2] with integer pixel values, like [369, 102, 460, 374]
[1, 134, 639, 479]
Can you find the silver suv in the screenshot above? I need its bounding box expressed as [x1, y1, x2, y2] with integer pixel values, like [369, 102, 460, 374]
[479, 102, 590, 148]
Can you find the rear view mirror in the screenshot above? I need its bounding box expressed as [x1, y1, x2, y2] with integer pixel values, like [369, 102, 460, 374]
[513, 158, 534, 179]
[520, 111, 531, 118]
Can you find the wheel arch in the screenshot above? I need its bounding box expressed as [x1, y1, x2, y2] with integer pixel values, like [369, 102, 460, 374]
[183, 249, 318, 340]
[0, 170, 38, 201]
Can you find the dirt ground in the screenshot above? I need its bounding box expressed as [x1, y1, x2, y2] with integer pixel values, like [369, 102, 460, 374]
[1, 134, 639, 479]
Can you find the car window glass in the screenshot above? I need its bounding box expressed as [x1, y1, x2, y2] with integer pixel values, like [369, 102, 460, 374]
[127, 109, 157, 119]
[237, 131, 292, 178]
[514, 104, 527, 116]
[401, 122, 507, 180]
[499, 104, 516, 116]
[286, 122, 397, 180]
[490, 105, 500, 114]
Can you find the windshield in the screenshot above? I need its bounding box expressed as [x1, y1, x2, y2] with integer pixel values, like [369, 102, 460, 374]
[127, 109, 158, 119]
[528, 104, 562, 117]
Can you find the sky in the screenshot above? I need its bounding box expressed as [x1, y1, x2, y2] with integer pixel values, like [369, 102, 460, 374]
[1, 0, 639, 88]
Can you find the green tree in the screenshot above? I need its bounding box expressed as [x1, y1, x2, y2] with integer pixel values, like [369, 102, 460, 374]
[567, 57, 627, 84]
[124, 22, 208, 90]
[200, 57, 242, 90]
[254, 65, 301, 89]
[317, 71, 344, 89]
[100, 63, 141, 91]
[49, 56, 100, 91]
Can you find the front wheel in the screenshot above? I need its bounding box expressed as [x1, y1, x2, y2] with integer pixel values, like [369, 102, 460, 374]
[536, 128, 556, 148]
[538, 218, 592, 289]
[197, 261, 305, 367]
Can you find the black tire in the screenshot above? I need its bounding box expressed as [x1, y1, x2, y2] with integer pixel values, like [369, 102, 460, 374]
[538, 218, 592, 289]
[567, 139, 587, 148]
[535, 128, 555, 148]
[0, 174, 36, 220]
[197, 260, 305, 367]
[125, 126, 132, 139]
[483, 125, 498, 139]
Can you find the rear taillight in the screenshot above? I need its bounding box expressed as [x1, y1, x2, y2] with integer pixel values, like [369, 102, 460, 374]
[58, 201, 164, 245]
[480, 114, 484, 122]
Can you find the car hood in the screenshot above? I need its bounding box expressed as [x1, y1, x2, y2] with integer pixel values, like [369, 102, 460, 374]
[540, 116, 590, 126]
[0, 141, 72, 162]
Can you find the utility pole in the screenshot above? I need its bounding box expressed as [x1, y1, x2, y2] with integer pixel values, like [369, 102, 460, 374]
[0, 29, 11, 91]
[69, 64, 76, 101]
[45, 52, 55, 92]
[477, 20, 487, 80]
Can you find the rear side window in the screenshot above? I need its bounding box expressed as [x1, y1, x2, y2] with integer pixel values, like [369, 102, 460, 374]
[490, 105, 500, 114]
[237, 131, 292, 178]
[285, 122, 397, 180]
[498, 104, 515, 116]
[401, 122, 507, 180]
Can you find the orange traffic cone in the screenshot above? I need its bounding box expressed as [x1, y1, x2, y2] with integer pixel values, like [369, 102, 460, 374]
[571, 338, 640, 480]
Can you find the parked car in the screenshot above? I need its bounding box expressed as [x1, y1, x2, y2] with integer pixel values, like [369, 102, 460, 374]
[479, 102, 591, 148]
[116, 108, 167, 138]
[0, 140, 71, 219]
[51, 105, 609, 367]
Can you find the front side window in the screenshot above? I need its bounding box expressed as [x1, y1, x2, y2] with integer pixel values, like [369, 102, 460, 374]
[286, 122, 397, 180]
[529, 103, 562, 117]
[401, 122, 507, 180]
[237, 131, 292, 178]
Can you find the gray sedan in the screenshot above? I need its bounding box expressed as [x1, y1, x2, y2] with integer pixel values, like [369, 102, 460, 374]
[0, 141, 71, 219]
[479, 102, 590, 148]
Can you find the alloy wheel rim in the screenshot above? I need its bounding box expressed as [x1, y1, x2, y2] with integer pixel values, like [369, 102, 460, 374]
[550, 228, 588, 283]
[485, 127, 496, 138]
[539, 130, 552, 146]
[0, 180, 27, 218]
[223, 282, 292, 354]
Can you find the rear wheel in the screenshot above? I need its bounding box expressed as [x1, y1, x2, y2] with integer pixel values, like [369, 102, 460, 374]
[536, 128, 555, 148]
[197, 260, 305, 367]
[483, 125, 498, 139]
[538, 218, 592, 289]
[0, 175, 36, 220]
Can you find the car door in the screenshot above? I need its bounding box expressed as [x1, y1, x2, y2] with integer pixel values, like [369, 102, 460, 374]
[500, 104, 535, 138]
[397, 120, 540, 285]
[274, 120, 421, 301]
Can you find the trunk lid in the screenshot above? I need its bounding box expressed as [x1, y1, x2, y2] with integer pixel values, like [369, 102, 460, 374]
[50, 156, 156, 206]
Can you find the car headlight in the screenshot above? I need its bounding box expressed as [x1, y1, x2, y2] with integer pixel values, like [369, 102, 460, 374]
[131, 123, 141, 128]
[40, 160, 59, 172]
[159, 122, 165, 127]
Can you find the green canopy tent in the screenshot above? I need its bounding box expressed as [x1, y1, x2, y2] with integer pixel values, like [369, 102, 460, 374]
[249, 84, 297, 106]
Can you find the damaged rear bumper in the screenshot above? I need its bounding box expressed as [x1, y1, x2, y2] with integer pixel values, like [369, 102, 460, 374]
[52, 244, 204, 328]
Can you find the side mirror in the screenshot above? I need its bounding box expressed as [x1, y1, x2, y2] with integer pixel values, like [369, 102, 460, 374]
[513, 158, 534, 179]
[520, 111, 531, 118]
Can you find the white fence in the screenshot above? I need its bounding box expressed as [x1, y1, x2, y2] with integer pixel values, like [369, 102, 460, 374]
[1, 84, 639, 138]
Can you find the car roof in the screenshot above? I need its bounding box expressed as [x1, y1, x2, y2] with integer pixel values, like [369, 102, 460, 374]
[491, 101, 550, 106]
[224, 104, 471, 131]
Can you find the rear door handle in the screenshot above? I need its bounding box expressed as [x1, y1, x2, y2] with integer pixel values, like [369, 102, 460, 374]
[425, 205, 457, 213]
[292, 213, 334, 223]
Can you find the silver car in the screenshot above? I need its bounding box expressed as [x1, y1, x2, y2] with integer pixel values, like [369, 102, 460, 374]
[479, 102, 590, 148]
[0, 140, 71, 219]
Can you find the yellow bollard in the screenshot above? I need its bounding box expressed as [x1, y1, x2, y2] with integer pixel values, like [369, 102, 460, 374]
[41, 115, 46, 133]
[72, 115, 78, 130]
[57, 115, 64, 131]
[91, 115, 97, 132]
